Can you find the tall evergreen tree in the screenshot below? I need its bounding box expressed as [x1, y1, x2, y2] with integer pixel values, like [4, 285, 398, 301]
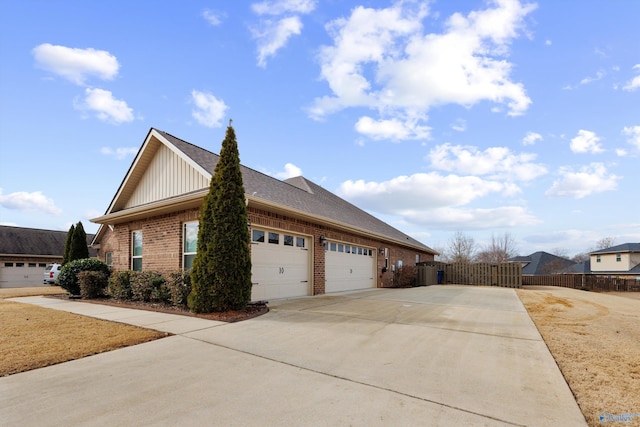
[69, 221, 89, 262]
[189, 123, 252, 312]
[62, 223, 75, 265]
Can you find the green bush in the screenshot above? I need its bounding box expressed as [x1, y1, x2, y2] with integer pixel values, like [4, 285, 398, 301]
[166, 271, 192, 308]
[108, 271, 133, 300]
[57, 258, 111, 296]
[130, 271, 167, 302]
[78, 271, 108, 299]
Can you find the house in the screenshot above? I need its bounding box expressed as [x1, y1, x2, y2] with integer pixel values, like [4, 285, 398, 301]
[508, 251, 576, 275]
[0, 225, 96, 287]
[90, 128, 437, 301]
[590, 243, 640, 277]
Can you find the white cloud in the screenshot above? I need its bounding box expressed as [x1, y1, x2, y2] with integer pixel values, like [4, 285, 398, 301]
[0, 188, 62, 215]
[75, 88, 134, 124]
[252, 0, 316, 15]
[191, 90, 228, 127]
[428, 143, 547, 183]
[623, 64, 640, 91]
[451, 119, 467, 132]
[251, 0, 316, 67]
[310, 0, 535, 140]
[274, 163, 303, 179]
[33, 43, 119, 86]
[522, 131, 542, 145]
[404, 206, 540, 229]
[570, 129, 603, 154]
[355, 116, 431, 141]
[545, 163, 620, 199]
[623, 125, 640, 150]
[253, 16, 303, 68]
[579, 70, 605, 85]
[616, 148, 628, 157]
[100, 146, 138, 160]
[202, 9, 224, 26]
[338, 173, 506, 212]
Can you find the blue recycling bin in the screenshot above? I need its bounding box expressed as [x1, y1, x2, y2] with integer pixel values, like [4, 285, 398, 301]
[437, 270, 444, 284]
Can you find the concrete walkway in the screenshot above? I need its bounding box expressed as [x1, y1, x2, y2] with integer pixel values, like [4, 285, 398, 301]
[1, 286, 586, 426]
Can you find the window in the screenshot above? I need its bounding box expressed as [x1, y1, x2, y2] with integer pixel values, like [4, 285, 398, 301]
[29, 263, 36, 267]
[284, 235, 294, 246]
[416, 254, 420, 263]
[296, 237, 305, 248]
[39, 263, 47, 268]
[330, 242, 337, 252]
[338, 244, 344, 253]
[596, 255, 601, 263]
[105, 252, 113, 267]
[616, 253, 621, 262]
[268, 232, 279, 244]
[252, 230, 265, 242]
[4, 263, 13, 267]
[183, 222, 198, 270]
[16, 263, 24, 267]
[132, 230, 143, 271]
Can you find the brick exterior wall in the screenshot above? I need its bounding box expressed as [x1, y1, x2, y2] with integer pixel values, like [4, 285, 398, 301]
[97, 206, 434, 295]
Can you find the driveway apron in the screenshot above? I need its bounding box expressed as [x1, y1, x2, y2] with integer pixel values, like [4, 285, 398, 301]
[1, 286, 586, 426]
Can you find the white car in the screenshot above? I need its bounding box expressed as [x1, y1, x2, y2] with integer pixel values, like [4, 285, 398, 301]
[44, 263, 62, 285]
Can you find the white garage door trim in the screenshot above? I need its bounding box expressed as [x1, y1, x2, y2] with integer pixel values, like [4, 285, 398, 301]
[325, 241, 375, 293]
[0, 262, 48, 288]
[250, 228, 311, 301]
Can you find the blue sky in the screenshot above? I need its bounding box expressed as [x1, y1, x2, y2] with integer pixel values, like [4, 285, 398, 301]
[1, 0, 638, 258]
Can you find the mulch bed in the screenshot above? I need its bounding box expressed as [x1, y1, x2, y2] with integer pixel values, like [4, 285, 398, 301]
[47, 294, 269, 323]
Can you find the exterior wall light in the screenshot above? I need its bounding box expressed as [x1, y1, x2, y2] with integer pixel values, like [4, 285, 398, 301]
[319, 235, 327, 246]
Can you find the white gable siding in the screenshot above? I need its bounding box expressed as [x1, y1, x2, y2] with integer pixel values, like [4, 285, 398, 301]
[125, 144, 209, 208]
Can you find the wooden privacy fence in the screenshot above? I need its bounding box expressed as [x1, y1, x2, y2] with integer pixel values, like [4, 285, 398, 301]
[523, 274, 640, 292]
[416, 262, 522, 288]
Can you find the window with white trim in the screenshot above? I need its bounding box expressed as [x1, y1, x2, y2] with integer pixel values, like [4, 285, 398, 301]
[132, 230, 143, 271]
[183, 222, 198, 270]
[105, 252, 113, 267]
[616, 253, 621, 262]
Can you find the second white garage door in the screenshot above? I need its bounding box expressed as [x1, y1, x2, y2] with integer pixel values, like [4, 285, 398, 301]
[325, 241, 375, 293]
[250, 228, 310, 301]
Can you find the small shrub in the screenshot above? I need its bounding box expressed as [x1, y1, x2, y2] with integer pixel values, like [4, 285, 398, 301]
[57, 258, 111, 296]
[393, 265, 417, 288]
[166, 271, 192, 308]
[108, 271, 133, 300]
[130, 271, 167, 302]
[78, 271, 108, 299]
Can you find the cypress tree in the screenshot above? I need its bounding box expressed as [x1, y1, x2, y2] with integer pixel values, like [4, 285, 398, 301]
[62, 224, 75, 265]
[69, 221, 89, 262]
[189, 123, 252, 312]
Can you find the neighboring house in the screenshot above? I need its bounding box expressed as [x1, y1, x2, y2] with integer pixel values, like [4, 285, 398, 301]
[590, 243, 640, 277]
[0, 225, 96, 287]
[509, 251, 576, 275]
[90, 128, 437, 301]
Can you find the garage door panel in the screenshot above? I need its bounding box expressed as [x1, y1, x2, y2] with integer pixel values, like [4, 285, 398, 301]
[250, 230, 310, 301]
[0, 265, 46, 288]
[325, 243, 375, 293]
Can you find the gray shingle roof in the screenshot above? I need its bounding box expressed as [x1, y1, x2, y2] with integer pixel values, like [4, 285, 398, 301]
[0, 225, 96, 257]
[590, 243, 640, 254]
[509, 251, 576, 275]
[156, 130, 435, 253]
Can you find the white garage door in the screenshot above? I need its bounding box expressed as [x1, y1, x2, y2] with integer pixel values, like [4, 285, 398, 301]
[325, 242, 375, 293]
[250, 229, 310, 301]
[0, 262, 47, 288]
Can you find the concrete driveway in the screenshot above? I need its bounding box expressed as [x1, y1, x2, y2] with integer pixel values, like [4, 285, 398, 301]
[1, 286, 586, 426]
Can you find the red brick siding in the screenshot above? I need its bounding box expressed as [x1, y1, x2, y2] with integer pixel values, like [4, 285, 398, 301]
[97, 206, 434, 294]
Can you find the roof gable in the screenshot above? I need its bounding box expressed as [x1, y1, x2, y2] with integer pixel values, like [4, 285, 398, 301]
[93, 128, 436, 254]
[104, 129, 212, 215]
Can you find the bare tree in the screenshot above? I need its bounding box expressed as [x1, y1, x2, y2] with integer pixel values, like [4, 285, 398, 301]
[572, 252, 590, 263]
[475, 232, 518, 263]
[446, 231, 477, 263]
[595, 237, 616, 250]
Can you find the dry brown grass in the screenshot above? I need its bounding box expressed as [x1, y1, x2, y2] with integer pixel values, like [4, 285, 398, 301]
[517, 287, 640, 427]
[0, 288, 167, 377]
